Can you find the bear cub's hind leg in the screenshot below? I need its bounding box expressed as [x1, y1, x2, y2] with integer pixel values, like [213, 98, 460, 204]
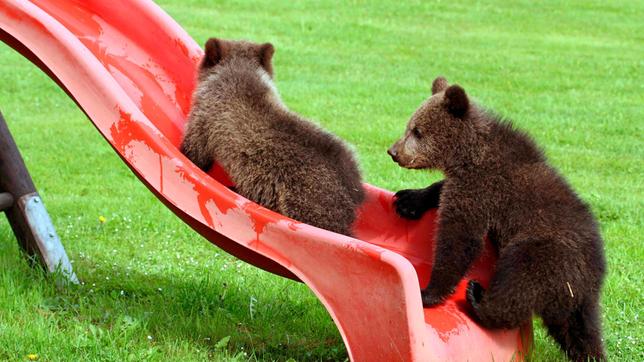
[543, 299, 606, 362]
[466, 240, 606, 361]
[394, 180, 444, 219]
[180, 134, 214, 171]
[465, 241, 539, 329]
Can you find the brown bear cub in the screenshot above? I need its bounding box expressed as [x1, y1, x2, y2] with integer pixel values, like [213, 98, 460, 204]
[181, 38, 364, 236]
[388, 77, 606, 361]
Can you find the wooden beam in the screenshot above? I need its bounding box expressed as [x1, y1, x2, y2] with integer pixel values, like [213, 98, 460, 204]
[0, 192, 13, 211]
[0, 110, 77, 283]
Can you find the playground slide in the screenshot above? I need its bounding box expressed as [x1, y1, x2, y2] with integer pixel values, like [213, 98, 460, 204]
[0, 1, 531, 360]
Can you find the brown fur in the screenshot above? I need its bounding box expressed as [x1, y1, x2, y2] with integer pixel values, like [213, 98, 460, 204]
[389, 77, 606, 361]
[181, 38, 364, 236]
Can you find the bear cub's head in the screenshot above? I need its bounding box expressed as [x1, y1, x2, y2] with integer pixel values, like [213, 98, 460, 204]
[388, 76, 476, 171]
[198, 38, 275, 81]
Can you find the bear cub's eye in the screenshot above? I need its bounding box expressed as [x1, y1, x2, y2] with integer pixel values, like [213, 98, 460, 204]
[412, 127, 422, 138]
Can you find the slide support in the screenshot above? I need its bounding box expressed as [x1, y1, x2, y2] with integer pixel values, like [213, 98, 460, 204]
[0, 109, 77, 283]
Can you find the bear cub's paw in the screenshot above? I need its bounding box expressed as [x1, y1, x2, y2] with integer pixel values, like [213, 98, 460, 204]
[394, 189, 431, 220]
[466, 280, 485, 310]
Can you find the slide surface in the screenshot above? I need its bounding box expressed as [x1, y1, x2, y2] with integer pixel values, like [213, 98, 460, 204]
[0, 1, 532, 360]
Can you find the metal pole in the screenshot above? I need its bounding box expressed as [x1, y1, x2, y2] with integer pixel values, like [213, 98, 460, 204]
[0, 110, 77, 283]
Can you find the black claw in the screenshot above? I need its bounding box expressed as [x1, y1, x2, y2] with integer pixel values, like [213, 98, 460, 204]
[466, 280, 484, 308]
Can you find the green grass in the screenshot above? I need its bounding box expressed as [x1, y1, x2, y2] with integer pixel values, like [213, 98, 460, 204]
[0, 0, 642, 360]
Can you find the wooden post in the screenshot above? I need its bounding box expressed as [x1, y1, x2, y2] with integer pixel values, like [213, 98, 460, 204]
[0, 110, 77, 283]
[0, 192, 13, 211]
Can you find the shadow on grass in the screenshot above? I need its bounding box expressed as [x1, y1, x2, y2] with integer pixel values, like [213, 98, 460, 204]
[1, 238, 347, 361]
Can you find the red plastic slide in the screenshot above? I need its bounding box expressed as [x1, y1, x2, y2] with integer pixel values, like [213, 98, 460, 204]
[0, 1, 532, 360]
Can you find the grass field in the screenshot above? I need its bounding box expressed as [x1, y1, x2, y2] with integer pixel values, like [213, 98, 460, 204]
[1, 0, 642, 361]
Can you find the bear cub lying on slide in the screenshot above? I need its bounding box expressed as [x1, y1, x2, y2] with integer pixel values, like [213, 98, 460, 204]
[181, 39, 364, 236]
[388, 77, 606, 362]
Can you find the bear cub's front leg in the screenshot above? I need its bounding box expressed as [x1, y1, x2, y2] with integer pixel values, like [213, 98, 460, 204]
[394, 180, 443, 219]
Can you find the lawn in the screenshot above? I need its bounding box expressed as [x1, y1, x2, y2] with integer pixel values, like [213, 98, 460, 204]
[0, 0, 642, 361]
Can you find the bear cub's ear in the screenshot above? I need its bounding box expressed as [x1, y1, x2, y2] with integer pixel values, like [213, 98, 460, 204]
[203, 38, 229, 68]
[444, 85, 469, 118]
[258, 43, 275, 76]
[432, 76, 449, 95]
